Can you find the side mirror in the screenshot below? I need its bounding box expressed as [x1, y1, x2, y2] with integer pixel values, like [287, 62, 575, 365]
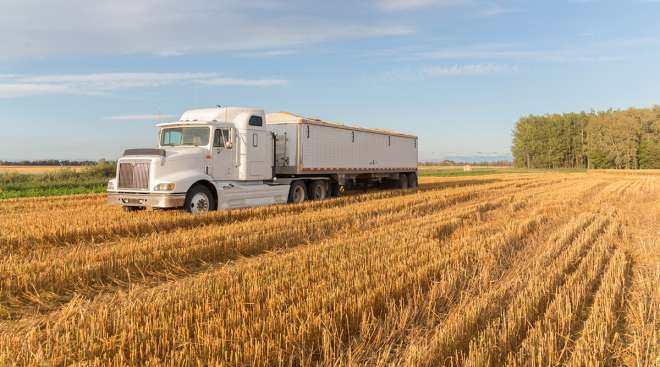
[225, 141, 233, 149]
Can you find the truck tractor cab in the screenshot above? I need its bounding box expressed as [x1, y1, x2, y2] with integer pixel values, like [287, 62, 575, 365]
[107, 106, 289, 213]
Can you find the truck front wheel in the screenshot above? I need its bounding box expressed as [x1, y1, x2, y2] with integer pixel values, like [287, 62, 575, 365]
[288, 181, 307, 204]
[184, 184, 216, 213]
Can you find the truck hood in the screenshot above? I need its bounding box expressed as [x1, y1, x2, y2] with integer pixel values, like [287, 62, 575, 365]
[153, 147, 209, 183]
[120, 147, 207, 162]
[162, 147, 208, 160]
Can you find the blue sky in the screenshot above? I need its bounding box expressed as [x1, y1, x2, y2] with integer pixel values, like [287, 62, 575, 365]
[1, 0, 659, 161]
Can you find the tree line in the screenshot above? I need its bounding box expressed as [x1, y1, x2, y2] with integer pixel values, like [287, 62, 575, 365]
[512, 106, 660, 169]
[0, 159, 99, 166]
[419, 160, 511, 167]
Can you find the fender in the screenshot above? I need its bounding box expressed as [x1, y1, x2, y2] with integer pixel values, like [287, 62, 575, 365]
[156, 170, 217, 195]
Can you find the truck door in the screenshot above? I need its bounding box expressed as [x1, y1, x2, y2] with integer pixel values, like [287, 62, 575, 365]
[212, 128, 234, 180]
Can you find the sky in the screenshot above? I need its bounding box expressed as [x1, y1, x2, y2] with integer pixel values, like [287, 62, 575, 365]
[1, 0, 659, 162]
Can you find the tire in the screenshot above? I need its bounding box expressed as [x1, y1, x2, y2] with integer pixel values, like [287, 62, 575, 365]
[309, 180, 328, 200]
[184, 184, 215, 213]
[399, 173, 409, 190]
[407, 172, 418, 189]
[288, 181, 307, 204]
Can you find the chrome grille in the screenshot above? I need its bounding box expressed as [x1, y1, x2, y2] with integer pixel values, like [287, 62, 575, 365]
[118, 161, 150, 190]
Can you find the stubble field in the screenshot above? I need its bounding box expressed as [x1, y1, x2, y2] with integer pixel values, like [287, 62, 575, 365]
[0, 172, 657, 366]
[0, 165, 85, 174]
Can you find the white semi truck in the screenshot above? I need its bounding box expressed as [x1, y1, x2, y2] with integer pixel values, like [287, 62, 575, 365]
[107, 106, 418, 213]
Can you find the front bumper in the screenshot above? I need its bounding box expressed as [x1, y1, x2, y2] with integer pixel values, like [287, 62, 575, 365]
[107, 192, 186, 208]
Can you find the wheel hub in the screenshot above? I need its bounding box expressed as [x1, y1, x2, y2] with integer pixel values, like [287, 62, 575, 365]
[190, 193, 209, 213]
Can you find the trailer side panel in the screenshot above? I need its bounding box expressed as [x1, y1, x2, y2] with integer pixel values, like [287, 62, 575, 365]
[269, 121, 417, 175]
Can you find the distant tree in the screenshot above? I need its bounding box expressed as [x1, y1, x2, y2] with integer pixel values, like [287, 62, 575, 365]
[0, 160, 96, 166]
[512, 113, 588, 169]
[638, 107, 660, 168]
[512, 116, 536, 168]
[588, 149, 613, 169]
[639, 136, 660, 168]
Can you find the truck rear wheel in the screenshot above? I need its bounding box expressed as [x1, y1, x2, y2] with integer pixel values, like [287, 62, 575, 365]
[399, 173, 409, 190]
[309, 180, 328, 200]
[288, 181, 307, 204]
[408, 172, 418, 189]
[184, 184, 215, 213]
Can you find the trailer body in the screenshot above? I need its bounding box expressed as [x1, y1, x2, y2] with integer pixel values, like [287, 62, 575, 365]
[267, 112, 417, 181]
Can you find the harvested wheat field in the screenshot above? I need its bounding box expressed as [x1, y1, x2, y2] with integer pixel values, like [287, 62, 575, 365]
[0, 165, 85, 174]
[0, 172, 658, 366]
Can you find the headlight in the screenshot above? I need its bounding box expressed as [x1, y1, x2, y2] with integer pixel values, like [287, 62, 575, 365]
[154, 183, 176, 191]
[107, 180, 116, 191]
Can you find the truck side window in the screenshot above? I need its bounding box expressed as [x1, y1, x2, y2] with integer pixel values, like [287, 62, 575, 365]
[249, 116, 263, 127]
[213, 129, 231, 148]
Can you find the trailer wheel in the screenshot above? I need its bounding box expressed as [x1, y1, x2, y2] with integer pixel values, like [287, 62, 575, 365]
[184, 184, 215, 213]
[309, 180, 328, 200]
[399, 173, 409, 190]
[408, 172, 418, 189]
[288, 181, 307, 204]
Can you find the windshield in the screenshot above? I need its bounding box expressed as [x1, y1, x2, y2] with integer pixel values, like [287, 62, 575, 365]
[160, 127, 210, 147]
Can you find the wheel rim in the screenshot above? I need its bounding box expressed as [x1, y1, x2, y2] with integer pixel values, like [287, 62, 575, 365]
[190, 192, 210, 213]
[293, 186, 305, 203]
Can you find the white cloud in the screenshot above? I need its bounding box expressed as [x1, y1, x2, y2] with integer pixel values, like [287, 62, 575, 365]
[424, 46, 535, 60]
[376, 0, 466, 10]
[233, 49, 297, 58]
[478, 3, 521, 17]
[22, 73, 207, 83]
[202, 78, 289, 87]
[0, 83, 79, 98]
[0, 72, 288, 98]
[424, 63, 512, 76]
[375, 0, 520, 15]
[419, 39, 656, 63]
[0, 0, 413, 59]
[108, 114, 176, 121]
